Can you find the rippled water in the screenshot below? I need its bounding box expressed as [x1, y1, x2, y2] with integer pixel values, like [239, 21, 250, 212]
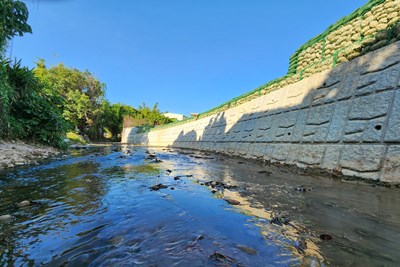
[0, 145, 399, 266]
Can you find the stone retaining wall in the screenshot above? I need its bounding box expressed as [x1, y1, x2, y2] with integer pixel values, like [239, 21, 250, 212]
[122, 41, 400, 184]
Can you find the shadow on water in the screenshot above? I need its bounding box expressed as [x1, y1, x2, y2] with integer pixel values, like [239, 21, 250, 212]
[126, 42, 400, 266]
[0, 146, 319, 266]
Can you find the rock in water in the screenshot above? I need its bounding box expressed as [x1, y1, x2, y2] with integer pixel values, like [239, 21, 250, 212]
[224, 198, 241, 205]
[18, 200, 31, 207]
[236, 244, 258, 255]
[0, 214, 14, 222]
[150, 183, 169, 191]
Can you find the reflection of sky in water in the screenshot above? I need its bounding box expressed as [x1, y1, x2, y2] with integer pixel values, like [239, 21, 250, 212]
[0, 146, 399, 266]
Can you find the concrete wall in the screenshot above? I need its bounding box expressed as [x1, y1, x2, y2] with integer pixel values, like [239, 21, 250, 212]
[122, 41, 400, 184]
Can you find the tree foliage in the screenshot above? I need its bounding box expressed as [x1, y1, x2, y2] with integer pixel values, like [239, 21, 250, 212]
[34, 59, 107, 140]
[0, 0, 32, 50]
[0, 59, 68, 147]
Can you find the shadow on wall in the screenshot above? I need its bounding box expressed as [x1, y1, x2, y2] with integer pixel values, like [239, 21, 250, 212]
[136, 42, 400, 182]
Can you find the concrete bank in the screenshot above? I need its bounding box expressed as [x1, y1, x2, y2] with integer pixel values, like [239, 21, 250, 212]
[122, 41, 400, 184]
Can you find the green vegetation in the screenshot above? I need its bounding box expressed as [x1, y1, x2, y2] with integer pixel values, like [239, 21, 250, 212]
[0, 0, 172, 147]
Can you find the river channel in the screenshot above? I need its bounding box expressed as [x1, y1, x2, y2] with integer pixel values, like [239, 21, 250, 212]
[0, 145, 399, 266]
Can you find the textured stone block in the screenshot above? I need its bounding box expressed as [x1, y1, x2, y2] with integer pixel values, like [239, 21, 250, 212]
[356, 65, 399, 96]
[348, 91, 393, 120]
[292, 109, 307, 142]
[343, 121, 366, 142]
[297, 145, 326, 165]
[262, 144, 275, 161]
[337, 59, 364, 100]
[307, 103, 335, 125]
[270, 144, 290, 162]
[286, 144, 300, 163]
[381, 146, 400, 183]
[362, 117, 386, 142]
[302, 104, 334, 142]
[327, 101, 350, 142]
[322, 145, 343, 170]
[385, 90, 400, 142]
[340, 145, 385, 172]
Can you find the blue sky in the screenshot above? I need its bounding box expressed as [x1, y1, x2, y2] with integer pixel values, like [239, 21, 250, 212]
[11, 0, 367, 115]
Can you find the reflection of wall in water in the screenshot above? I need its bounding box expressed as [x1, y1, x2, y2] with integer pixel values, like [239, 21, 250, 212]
[122, 41, 400, 184]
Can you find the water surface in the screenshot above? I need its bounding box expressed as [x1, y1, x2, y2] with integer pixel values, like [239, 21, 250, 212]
[0, 145, 399, 266]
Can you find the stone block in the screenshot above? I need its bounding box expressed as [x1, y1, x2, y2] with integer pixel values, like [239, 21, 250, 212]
[297, 145, 326, 165]
[337, 59, 364, 100]
[292, 109, 307, 142]
[322, 145, 343, 170]
[356, 65, 399, 96]
[270, 144, 290, 162]
[348, 91, 393, 120]
[362, 117, 386, 142]
[286, 144, 300, 163]
[307, 103, 335, 125]
[361, 41, 400, 74]
[381, 145, 400, 183]
[385, 90, 400, 142]
[262, 144, 275, 161]
[326, 101, 350, 142]
[339, 145, 385, 172]
[343, 121, 366, 142]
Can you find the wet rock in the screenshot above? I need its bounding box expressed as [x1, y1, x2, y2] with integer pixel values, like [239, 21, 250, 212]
[174, 176, 180, 180]
[150, 183, 169, 191]
[270, 215, 290, 226]
[17, 200, 31, 207]
[236, 244, 258, 255]
[150, 158, 163, 163]
[209, 252, 239, 265]
[320, 234, 333, 240]
[147, 154, 157, 158]
[0, 215, 14, 223]
[237, 161, 245, 164]
[258, 170, 272, 175]
[295, 237, 307, 253]
[166, 169, 172, 175]
[224, 198, 241, 205]
[211, 189, 218, 194]
[170, 187, 175, 190]
[294, 185, 313, 192]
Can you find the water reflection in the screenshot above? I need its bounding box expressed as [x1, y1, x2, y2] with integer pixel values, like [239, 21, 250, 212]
[0, 146, 399, 266]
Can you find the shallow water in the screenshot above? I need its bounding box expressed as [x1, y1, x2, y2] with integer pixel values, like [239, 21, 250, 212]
[0, 145, 399, 266]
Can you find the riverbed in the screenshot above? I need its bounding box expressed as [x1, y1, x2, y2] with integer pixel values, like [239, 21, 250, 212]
[0, 145, 399, 266]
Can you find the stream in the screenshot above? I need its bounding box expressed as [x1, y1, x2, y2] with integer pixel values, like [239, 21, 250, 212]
[0, 145, 399, 266]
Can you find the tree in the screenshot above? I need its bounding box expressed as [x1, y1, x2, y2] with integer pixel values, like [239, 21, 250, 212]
[34, 59, 106, 140]
[0, 0, 32, 51]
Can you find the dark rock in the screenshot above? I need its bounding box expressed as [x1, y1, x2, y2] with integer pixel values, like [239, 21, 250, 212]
[224, 198, 241, 205]
[258, 170, 272, 175]
[209, 252, 238, 264]
[166, 169, 172, 175]
[236, 244, 258, 255]
[150, 183, 169, 191]
[320, 234, 333, 240]
[295, 237, 307, 253]
[270, 215, 290, 226]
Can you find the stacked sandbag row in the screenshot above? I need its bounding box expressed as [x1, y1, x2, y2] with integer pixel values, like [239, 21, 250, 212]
[361, 0, 400, 37]
[296, 42, 323, 73]
[293, 0, 400, 76]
